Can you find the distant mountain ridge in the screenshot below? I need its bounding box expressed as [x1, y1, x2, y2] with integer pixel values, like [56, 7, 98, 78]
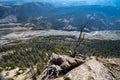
[0, 2, 53, 21]
[0, 2, 120, 31]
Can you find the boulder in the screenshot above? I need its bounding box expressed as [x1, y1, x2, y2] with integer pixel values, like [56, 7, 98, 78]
[38, 53, 85, 80]
[64, 59, 116, 80]
[38, 53, 120, 80]
[49, 53, 85, 71]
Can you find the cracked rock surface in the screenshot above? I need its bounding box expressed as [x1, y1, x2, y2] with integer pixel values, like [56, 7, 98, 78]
[38, 53, 120, 80]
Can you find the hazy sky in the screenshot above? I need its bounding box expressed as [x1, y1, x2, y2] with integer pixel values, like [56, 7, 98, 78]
[0, 0, 120, 6]
[0, 0, 117, 3]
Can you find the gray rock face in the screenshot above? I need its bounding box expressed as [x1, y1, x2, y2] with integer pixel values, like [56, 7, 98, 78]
[38, 53, 120, 80]
[38, 53, 85, 80]
[64, 59, 116, 80]
[48, 53, 85, 71]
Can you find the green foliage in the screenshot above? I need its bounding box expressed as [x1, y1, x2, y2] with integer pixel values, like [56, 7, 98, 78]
[0, 67, 3, 72]
[54, 44, 64, 53]
[79, 40, 120, 58]
[7, 78, 14, 80]
[0, 35, 120, 72]
[19, 67, 27, 71]
[10, 39, 22, 44]
[36, 62, 45, 75]
[2, 61, 16, 69]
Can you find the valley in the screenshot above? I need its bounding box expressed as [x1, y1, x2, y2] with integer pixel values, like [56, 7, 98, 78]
[0, 29, 120, 45]
[0, 1, 120, 80]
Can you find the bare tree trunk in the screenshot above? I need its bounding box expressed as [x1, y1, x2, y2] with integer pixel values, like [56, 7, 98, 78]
[71, 26, 86, 57]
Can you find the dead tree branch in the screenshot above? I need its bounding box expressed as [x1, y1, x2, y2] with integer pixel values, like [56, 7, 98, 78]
[71, 26, 86, 57]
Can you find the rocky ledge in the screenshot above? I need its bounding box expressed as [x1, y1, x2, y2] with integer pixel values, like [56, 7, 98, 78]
[38, 53, 120, 80]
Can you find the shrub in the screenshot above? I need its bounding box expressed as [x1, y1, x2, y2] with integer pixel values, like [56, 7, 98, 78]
[0, 67, 3, 72]
[7, 78, 14, 80]
[36, 62, 45, 75]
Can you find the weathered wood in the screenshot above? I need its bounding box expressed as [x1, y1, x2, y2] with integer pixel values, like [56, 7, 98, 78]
[71, 26, 86, 57]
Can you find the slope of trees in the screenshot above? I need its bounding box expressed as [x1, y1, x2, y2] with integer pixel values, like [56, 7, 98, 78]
[0, 35, 120, 74]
